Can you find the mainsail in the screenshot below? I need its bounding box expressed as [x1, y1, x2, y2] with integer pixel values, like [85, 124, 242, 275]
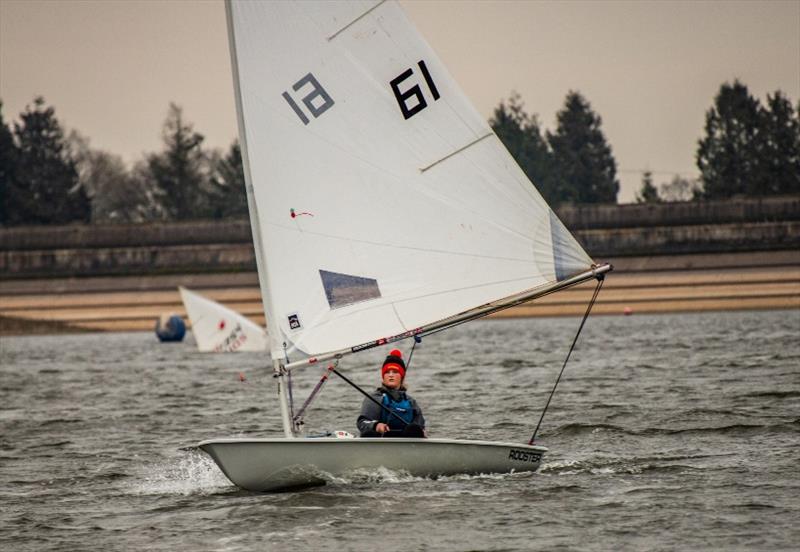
[179, 287, 268, 352]
[227, 0, 594, 363]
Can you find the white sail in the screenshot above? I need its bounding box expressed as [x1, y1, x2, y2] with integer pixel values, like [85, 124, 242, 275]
[179, 287, 268, 353]
[227, 0, 594, 362]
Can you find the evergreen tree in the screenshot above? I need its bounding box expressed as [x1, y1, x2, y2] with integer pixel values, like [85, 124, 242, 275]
[635, 171, 660, 203]
[547, 91, 619, 204]
[207, 141, 248, 218]
[696, 80, 763, 198]
[0, 101, 19, 226]
[145, 103, 210, 220]
[760, 91, 800, 195]
[8, 97, 90, 225]
[490, 93, 555, 203]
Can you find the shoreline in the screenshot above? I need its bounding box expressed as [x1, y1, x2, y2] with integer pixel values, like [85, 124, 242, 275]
[2, 303, 798, 338]
[2, 264, 797, 337]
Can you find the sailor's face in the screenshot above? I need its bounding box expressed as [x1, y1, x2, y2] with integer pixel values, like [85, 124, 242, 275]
[382, 368, 402, 389]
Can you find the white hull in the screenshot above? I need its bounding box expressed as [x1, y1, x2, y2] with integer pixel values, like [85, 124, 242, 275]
[199, 438, 547, 492]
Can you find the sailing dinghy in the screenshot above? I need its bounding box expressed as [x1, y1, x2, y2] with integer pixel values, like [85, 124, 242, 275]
[199, 0, 611, 492]
[179, 286, 267, 352]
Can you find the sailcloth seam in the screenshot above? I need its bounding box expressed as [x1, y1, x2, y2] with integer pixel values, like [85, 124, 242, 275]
[389, 302, 409, 332]
[263, 222, 537, 264]
[387, 275, 552, 306]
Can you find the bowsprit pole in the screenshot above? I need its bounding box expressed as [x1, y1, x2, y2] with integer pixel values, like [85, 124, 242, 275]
[529, 274, 605, 445]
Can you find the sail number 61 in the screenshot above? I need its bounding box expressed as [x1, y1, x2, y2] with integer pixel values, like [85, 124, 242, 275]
[390, 60, 440, 120]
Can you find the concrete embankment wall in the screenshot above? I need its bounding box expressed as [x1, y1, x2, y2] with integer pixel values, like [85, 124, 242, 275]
[1, 196, 798, 334]
[2, 196, 799, 278]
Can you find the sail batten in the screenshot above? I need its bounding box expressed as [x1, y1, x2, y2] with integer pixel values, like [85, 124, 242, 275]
[419, 132, 494, 172]
[327, 0, 386, 41]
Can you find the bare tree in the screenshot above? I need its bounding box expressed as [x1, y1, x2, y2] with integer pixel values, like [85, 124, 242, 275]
[68, 131, 155, 222]
[659, 175, 701, 202]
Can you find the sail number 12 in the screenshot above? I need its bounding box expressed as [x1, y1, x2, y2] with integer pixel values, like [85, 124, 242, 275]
[282, 72, 335, 126]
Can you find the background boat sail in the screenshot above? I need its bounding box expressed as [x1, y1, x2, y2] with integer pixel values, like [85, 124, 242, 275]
[198, 0, 611, 492]
[179, 287, 268, 353]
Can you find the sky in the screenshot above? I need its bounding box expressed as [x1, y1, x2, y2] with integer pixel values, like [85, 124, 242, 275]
[1, 0, 798, 203]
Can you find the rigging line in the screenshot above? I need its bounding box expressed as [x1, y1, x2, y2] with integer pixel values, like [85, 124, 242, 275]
[528, 275, 605, 446]
[330, 367, 411, 427]
[419, 132, 493, 173]
[293, 361, 337, 425]
[327, 0, 387, 41]
[405, 335, 422, 373]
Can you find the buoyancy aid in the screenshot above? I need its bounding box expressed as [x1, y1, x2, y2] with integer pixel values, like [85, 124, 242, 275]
[380, 392, 414, 430]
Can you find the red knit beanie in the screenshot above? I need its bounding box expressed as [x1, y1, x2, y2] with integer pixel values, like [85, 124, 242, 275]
[381, 349, 406, 379]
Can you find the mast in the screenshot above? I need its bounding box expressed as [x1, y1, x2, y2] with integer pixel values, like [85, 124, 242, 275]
[225, 0, 295, 438]
[273, 359, 294, 437]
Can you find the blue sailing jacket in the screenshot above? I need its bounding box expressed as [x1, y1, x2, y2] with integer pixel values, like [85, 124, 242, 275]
[380, 392, 415, 431]
[357, 386, 425, 437]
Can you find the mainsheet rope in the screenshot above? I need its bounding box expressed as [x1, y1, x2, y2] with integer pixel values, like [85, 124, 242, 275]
[529, 274, 605, 445]
[330, 366, 411, 427]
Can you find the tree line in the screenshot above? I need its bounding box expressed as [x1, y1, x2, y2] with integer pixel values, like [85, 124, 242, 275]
[635, 81, 800, 203]
[491, 90, 619, 206]
[1, 79, 798, 226]
[0, 99, 247, 226]
[491, 81, 798, 206]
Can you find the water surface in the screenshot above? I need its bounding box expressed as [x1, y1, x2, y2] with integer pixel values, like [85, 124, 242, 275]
[1, 310, 798, 550]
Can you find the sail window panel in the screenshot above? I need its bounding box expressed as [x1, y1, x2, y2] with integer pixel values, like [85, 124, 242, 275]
[320, 270, 382, 309]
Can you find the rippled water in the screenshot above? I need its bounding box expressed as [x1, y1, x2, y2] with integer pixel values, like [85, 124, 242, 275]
[1, 310, 798, 551]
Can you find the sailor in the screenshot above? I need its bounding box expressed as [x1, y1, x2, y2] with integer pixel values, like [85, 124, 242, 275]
[357, 349, 426, 438]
